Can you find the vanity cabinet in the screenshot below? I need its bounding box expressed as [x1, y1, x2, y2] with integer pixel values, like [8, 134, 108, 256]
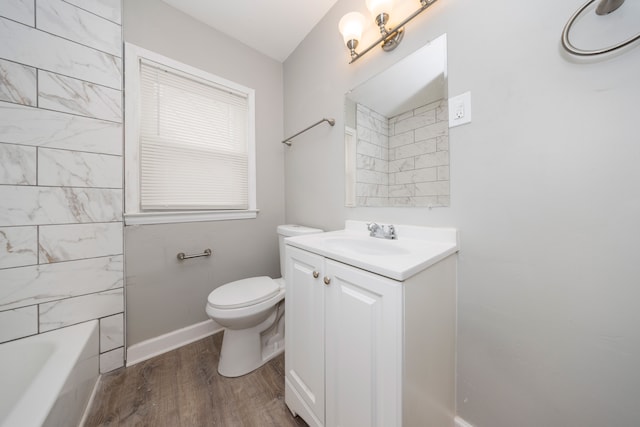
[284, 244, 456, 427]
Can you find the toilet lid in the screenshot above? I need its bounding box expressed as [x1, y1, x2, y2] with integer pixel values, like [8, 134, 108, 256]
[208, 276, 280, 309]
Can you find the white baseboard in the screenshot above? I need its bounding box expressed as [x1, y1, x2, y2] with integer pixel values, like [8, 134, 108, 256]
[455, 415, 475, 427]
[126, 319, 223, 366]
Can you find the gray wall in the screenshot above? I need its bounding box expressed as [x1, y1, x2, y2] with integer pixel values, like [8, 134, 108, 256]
[123, 0, 285, 345]
[284, 0, 640, 426]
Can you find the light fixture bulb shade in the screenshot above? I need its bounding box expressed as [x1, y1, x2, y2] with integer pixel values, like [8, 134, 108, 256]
[338, 12, 366, 45]
[365, 0, 394, 17]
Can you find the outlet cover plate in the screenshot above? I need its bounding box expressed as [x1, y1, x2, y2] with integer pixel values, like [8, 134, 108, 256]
[449, 91, 471, 127]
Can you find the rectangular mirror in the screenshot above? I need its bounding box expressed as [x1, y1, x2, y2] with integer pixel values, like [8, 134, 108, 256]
[345, 34, 448, 208]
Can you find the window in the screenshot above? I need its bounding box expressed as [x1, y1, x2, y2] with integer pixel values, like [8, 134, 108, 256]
[124, 43, 257, 225]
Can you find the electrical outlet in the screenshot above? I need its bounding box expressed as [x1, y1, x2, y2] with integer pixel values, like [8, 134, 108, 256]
[449, 91, 471, 127]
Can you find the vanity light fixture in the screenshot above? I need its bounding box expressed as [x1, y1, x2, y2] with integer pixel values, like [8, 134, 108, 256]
[339, 0, 439, 63]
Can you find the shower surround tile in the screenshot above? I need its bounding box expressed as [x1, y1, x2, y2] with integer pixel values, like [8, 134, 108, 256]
[0, 143, 36, 185]
[0, 186, 122, 226]
[64, 0, 122, 24]
[99, 313, 123, 352]
[0, 59, 36, 106]
[0, 255, 123, 310]
[38, 148, 122, 188]
[99, 346, 124, 373]
[36, 0, 122, 57]
[39, 222, 123, 263]
[356, 99, 449, 207]
[0, 17, 121, 89]
[39, 288, 123, 332]
[0, 306, 38, 343]
[0, 226, 37, 269]
[38, 71, 122, 122]
[0, 0, 124, 371]
[0, 101, 122, 155]
[0, 0, 35, 26]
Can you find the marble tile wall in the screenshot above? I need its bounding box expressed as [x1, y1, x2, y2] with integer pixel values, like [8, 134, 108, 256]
[389, 99, 449, 207]
[356, 99, 450, 207]
[0, 0, 124, 372]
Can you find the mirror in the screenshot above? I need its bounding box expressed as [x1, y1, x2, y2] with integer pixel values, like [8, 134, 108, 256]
[345, 34, 449, 208]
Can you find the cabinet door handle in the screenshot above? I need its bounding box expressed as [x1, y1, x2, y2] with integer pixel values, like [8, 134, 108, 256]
[313, 271, 319, 278]
[323, 276, 331, 285]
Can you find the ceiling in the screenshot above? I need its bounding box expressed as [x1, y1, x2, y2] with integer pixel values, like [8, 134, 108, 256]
[162, 0, 340, 62]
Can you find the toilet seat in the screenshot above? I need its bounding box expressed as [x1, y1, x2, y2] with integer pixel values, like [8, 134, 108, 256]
[208, 276, 280, 309]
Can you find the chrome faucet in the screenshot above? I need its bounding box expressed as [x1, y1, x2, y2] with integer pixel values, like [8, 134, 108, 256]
[367, 222, 397, 240]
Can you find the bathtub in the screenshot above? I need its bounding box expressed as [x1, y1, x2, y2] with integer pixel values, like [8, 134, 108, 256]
[0, 320, 99, 427]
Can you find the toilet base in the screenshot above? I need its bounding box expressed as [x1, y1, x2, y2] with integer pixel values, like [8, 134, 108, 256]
[217, 306, 285, 377]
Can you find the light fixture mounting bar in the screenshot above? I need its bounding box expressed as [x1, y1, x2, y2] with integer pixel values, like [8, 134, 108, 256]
[349, 0, 439, 64]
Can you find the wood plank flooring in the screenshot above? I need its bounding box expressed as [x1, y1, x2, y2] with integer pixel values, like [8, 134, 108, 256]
[85, 332, 308, 427]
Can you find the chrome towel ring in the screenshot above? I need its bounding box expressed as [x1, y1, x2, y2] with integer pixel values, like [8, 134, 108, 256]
[562, 0, 640, 56]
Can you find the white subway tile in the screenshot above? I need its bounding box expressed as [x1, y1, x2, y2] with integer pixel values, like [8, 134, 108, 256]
[356, 169, 388, 185]
[0, 306, 38, 343]
[436, 136, 449, 152]
[415, 120, 448, 141]
[0, 101, 122, 155]
[415, 181, 450, 197]
[0, 143, 36, 185]
[38, 148, 121, 188]
[389, 197, 414, 207]
[357, 139, 384, 159]
[356, 154, 387, 173]
[0, 226, 37, 269]
[437, 165, 450, 181]
[0, 255, 123, 310]
[37, 0, 121, 57]
[39, 288, 123, 332]
[389, 184, 415, 197]
[415, 150, 449, 169]
[0, 17, 121, 89]
[1, 0, 35, 26]
[356, 196, 387, 207]
[39, 222, 122, 263]
[394, 110, 436, 134]
[389, 158, 415, 173]
[394, 167, 437, 185]
[0, 186, 122, 226]
[411, 196, 440, 207]
[0, 59, 36, 106]
[38, 71, 122, 122]
[389, 130, 414, 149]
[64, 0, 121, 24]
[393, 139, 437, 160]
[99, 347, 124, 373]
[99, 313, 123, 352]
[356, 183, 388, 198]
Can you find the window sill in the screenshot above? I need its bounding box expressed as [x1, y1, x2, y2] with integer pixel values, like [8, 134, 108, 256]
[124, 209, 259, 225]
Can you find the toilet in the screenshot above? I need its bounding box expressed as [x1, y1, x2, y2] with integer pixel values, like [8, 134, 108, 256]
[206, 224, 323, 377]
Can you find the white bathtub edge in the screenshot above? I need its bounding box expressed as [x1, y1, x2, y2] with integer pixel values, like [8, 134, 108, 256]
[126, 319, 222, 366]
[455, 415, 475, 427]
[78, 373, 101, 427]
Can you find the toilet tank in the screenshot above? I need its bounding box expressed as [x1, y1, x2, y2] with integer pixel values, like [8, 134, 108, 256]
[277, 225, 323, 278]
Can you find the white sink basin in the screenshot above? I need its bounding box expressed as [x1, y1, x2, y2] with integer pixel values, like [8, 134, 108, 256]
[322, 237, 410, 256]
[285, 221, 458, 281]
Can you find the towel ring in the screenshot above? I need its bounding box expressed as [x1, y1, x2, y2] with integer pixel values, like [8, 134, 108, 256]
[562, 0, 640, 56]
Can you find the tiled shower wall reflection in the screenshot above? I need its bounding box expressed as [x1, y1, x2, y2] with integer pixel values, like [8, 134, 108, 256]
[356, 99, 450, 207]
[0, 0, 124, 373]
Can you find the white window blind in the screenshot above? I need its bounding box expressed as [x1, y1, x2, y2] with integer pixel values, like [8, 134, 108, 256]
[139, 59, 249, 210]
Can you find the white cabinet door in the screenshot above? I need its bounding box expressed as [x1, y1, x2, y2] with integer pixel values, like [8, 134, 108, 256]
[324, 260, 403, 427]
[285, 246, 325, 426]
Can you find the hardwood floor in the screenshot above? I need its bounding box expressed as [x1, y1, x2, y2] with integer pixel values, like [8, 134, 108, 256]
[85, 333, 308, 427]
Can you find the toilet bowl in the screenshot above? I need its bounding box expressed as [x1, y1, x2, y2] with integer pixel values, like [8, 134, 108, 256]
[206, 224, 323, 377]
